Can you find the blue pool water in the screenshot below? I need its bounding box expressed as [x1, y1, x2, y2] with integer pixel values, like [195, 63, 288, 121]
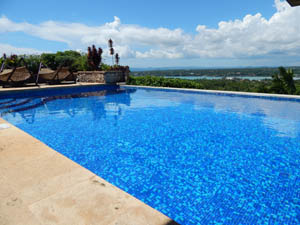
[1, 85, 300, 224]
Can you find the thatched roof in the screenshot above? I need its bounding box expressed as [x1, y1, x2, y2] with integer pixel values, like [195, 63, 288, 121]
[287, 0, 300, 6]
[39, 68, 55, 75]
[0, 69, 13, 76]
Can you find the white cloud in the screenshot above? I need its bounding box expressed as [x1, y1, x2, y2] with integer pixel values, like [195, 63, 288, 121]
[136, 49, 183, 59]
[189, 0, 300, 59]
[0, 43, 42, 55]
[1, 0, 300, 62]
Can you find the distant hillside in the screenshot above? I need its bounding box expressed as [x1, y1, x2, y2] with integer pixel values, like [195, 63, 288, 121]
[131, 67, 300, 77]
[131, 66, 208, 71]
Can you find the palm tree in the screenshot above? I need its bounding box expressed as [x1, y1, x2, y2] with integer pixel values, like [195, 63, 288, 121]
[280, 67, 296, 94]
[115, 53, 120, 65]
[271, 67, 296, 94]
[108, 39, 114, 65]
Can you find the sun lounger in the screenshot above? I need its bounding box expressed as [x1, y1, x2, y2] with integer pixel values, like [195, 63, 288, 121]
[37, 64, 76, 84]
[0, 66, 32, 87]
[0, 57, 37, 87]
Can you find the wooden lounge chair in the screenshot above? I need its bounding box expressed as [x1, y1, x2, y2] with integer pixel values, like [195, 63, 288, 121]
[0, 57, 36, 87]
[37, 63, 76, 84]
[0, 66, 32, 87]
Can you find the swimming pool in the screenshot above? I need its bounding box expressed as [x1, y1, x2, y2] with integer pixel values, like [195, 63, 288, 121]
[1, 85, 300, 224]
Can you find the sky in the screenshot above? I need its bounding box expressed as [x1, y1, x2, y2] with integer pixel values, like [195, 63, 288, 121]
[1, 0, 300, 68]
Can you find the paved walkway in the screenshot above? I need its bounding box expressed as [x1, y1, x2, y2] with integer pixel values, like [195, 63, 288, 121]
[0, 82, 105, 92]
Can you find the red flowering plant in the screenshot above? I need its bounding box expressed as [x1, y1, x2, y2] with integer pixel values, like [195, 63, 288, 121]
[87, 45, 103, 70]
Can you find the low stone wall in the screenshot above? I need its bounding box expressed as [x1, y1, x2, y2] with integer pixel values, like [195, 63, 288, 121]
[76, 71, 105, 83]
[76, 71, 128, 84]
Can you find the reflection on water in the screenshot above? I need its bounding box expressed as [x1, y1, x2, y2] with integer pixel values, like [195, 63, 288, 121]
[0, 88, 136, 125]
[126, 88, 300, 138]
[0, 99, 16, 105]
[1, 86, 299, 138]
[1, 86, 300, 137]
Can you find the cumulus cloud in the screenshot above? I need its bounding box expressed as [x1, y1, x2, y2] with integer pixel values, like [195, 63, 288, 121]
[189, 0, 300, 58]
[0, 0, 300, 61]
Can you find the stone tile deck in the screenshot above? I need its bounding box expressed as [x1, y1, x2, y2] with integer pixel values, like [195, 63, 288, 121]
[0, 82, 105, 92]
[0, 118, 177, 225]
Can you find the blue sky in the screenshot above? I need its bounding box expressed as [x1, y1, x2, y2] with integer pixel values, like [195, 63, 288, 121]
[1, 0, 276, 31]
[1, 0, 300, 68]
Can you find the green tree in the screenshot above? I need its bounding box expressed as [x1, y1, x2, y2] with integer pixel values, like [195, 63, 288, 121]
[41, 51, 82, 71]
[23, 55, 41, 75]
[270, 67, 296, 94]
[41, 53, 58, 70]
[281, 67, 296, 94]
[73, 54, 89, 71]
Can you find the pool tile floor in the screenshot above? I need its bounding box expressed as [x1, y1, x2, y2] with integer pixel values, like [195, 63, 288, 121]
[0, 118, 176, 225]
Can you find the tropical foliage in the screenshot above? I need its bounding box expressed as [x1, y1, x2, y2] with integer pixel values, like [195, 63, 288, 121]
[0, 38, 126, 75]
[23, 55, 41, 75]
[0, 48, 124, 74]
[127, 67, 300, 95]
[127, 75, 203, 89]
[87, 45, 102, 70]
[0, 54, 19, 68]
[270, 67, 296, 94]
[41, 50, 83, 71]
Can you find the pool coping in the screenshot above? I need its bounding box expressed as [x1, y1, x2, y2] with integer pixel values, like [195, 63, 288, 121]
[121, 84, 300, 100]
[2, 82, 299, 100]
[0, 119, 177, 224]
[0, 82, 107, 94]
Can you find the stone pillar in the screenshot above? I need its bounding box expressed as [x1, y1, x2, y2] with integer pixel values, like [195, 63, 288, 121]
[104, 71, 123, 84]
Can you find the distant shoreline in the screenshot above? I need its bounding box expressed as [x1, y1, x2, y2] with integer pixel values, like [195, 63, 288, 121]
[131, 75, 300, 81]
[132, 67, 300, 78]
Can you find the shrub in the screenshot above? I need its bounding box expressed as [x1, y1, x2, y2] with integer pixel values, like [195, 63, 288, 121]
[3, 54, 19, 68]
[126, 76, 204, 89]
[23, 55, 41, 75]
[126, 75, 300, 95]
[41, 53, 58, 70]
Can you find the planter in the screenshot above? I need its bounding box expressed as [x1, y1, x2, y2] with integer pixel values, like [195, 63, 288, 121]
[104, 71, 123, 84]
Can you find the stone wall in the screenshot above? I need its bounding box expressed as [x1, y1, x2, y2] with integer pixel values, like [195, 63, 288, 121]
[76, 71, 128, 84]
[76, 71, 105, 83]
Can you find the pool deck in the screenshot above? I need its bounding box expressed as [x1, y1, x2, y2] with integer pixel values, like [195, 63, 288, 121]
[0, 82, 106, 93]
[0, 115, 176, 224]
